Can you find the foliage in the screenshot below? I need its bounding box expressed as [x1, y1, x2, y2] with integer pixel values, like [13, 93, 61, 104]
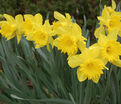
[0, 36, 120, 104]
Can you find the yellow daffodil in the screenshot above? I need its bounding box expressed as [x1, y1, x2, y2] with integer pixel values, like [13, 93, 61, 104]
[53, 11, 73, 35]
[98, 0, 121, 37]
[31, 30, 48, 48]
[0, 14, 23, 43]
[53, 23, 86, 55]
[22, 13, 43, 40]
[98, 0, 116, 22]
[68, 45, 108, 83]
[31, 20, 54, 49]
[54, 34, 78, 55]
[22, 13, 54, 49]
[94, 25, 105, 38]
[96, 30, 121, 67]
[53, 11, 86, 55]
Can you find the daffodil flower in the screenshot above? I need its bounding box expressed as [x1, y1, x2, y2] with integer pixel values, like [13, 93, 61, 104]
[53, 11, 86, 55]
[96, 29, 121, 67]
[97, 0, 121, 37]
[68, 45, 108, 83]
[0, 14, 23, 43]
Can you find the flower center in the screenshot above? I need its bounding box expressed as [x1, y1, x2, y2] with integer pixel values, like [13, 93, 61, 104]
[40, 32, 46, 40]
[87, 62, 93, 68]
[65, 39, 73, 46]
[102, 41, 121, 61]
[106, 46, 111, 53]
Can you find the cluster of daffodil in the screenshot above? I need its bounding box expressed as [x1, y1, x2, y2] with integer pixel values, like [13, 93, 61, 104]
[0, 0, 121, 83]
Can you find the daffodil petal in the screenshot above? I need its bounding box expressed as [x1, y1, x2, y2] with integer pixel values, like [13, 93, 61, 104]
[15, 14, 23, 24]
[112, 59, 121, 67]
[92, 76, 100, 83]
[68, 55, 82, 68]
[34, 13, 43, 25]
[54, 11, 65, 21]
[17, 34, 22, 44]
[108, 29, 118, 41]
[112, 0, 116, 10]
[77, 40, 86, 52]
[94, 26, 105, 38]
[24, 14, 33, 20]
[3, 14, 14, 23]
[77, 69, 87, 82]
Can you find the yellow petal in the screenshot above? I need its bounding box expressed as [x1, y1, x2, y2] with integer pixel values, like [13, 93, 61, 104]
[15, 14, 23, 24]
[94, 26, 105, 38]
[34, 13, 43, 25]
[65, 13, 71, 19]
[98, 35, 107, 45]
[77, 68, 87, 82]
[118, 31, 121, 37]
[0, 21, 6, 26]
[24, 14, 33, 20]
[112, 0, 116, 10]
[88, 44, 101, 59]
[53, 39, 58, 47]
[92, 76, 100, 83]
[68, 55, 82, 68]
[3, 14, 14, 23]
[107, 29, 118, 41]
[47, 44, 51, 52]
[46, 36, 54, 52]
[77, 40, 86, 52]
[43, 20, 52, 34]
[6, 34, 15, 40]
[112, 59, 121, 67]
[48, 36, 54, 48]
[44, 20, 49, 26]
[70, 23, 83, 39]
[54, 11, 65, 21]
[104, 66, 109, 70]
[17, 34, 22, 44]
